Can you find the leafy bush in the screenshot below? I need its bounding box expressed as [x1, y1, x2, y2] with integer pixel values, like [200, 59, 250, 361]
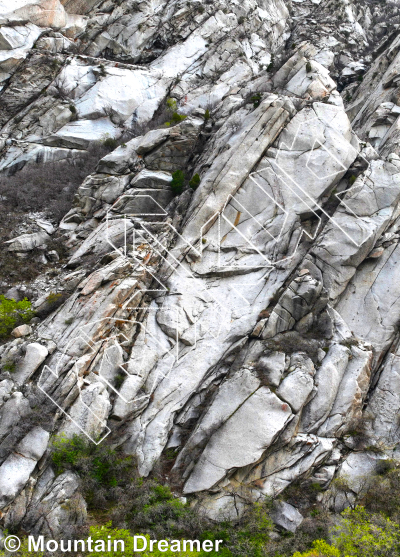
[46, 292, 62, 306]
[51, 434, 133, 499]
[251, 93, 262, 108]
[166, 112, 187, 126]
[333, 506, 400, 556]
[293, 539, 340, 557]
[170, 170, 186, 195]
[52, 436, 205, 538]
[0, 295, 34, 339]
[189, 173, 201, 189]
[87, 523, 201, 557]
[292, 507, 400, 557]
[166, 98, 178, 112]
[102, 136, 119, 150]
[2, 360, 16, 372]
[87, 523, 134, 557]
[306, 61, 312, 73]
[363, 464, 400, 520]
[204, 109, 211, 120]
[165, 98, 187, 126]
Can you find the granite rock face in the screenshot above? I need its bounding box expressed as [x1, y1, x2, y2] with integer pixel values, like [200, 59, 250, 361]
[1, 0, 400, 533]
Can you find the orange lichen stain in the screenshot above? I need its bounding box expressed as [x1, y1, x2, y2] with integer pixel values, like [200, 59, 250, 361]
[221, 211, 241, 243]
[233, 211, 241, 227]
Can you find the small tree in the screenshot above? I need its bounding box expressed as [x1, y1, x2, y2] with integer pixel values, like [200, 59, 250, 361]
[189, 173, 201, 189]
[0, 295, 34, 339]
[170, 170, 185, 195]
[333, 506, 400, 557]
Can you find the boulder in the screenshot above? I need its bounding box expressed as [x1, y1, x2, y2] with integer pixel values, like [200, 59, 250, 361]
[272, 501, 304, 533]
[277, 355, 315, 413]
[45, 118, 121, 149]
[13, 343, 49, 385]
[0, 427, 49, 510]
[255, 351, 286, 387]
[0, 379, 13, 406]
[21, 470, 87, 537]
[5, 231, 50, 252]
[0, 24, 40, 50]
[184, 387, 293, 493]
[247, 435, 336, 498]
[0, 392, 30, 442]
[11, 324, 32, 338]
[301, 345, 350, 433]
[61, 381, 111, 442]
[0, 0, 67, 28]
[131, 169, 173, 189]
[60, 0, 98, 14]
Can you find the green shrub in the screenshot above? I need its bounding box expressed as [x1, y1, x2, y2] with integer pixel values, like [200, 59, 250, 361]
[251, 93, 262, 108]
[51, 434, 88, 473]
[46, 292, 62, 305]
[333, 506, 400, 556]
[114, 371, 126, 390]
[201, 499, 273, 557]
[306, 61, 312, 73]
[170, 170, 186, 195]
[293, 539, 340, 557]
[51, 434, 132, 492]
[165, 98, 187, 126]
[189, 173, 201, 189]
[103, 137, 119, 150]
[292, 507, 400, 557]
[166, 98, 178, 112]
[349, 175, 357, 185]
[87, 524, 202, 557]
[166, 112, 187, 126]
[2, 360, 16, 373]
[87, 523, 134, 557]
[363, 465, 400, 519]
[204, 108, 211, 120]
[0, 295, 34, 339]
